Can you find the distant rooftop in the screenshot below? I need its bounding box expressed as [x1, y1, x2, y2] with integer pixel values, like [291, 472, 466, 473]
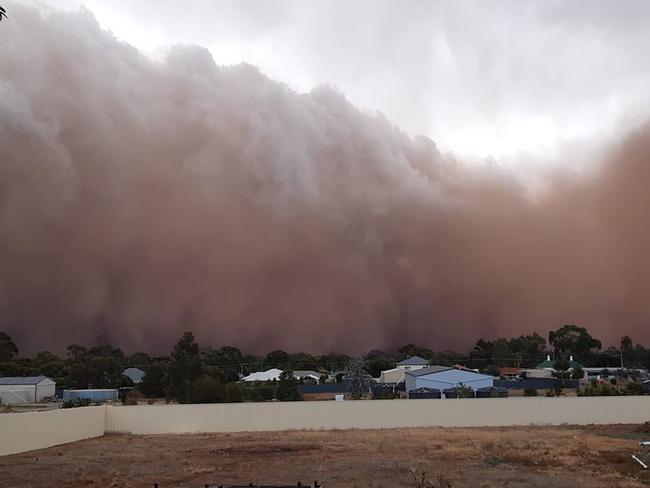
[123, 367, 145, 384]
[0, 376, 52, 385]
[397, 356, 429, 366]
[405, 366, 453, 377]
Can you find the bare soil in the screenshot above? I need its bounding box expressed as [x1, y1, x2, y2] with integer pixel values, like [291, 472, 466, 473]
[2, 425, 650, 488]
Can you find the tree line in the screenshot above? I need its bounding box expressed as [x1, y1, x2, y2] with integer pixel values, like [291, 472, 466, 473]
[1, 324, 649, 403]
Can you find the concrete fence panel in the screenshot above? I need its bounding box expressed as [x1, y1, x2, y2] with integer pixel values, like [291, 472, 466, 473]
[105, 396, 650, 435]
[0, 406, 105, 456]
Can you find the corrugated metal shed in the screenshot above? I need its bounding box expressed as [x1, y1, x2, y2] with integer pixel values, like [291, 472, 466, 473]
[405, 366, 494, 392]
[0, 376, 51, 385]
[63, 389, 119, 402]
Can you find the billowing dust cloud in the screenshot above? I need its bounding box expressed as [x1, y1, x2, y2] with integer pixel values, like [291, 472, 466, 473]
[1, 5, 649, 354]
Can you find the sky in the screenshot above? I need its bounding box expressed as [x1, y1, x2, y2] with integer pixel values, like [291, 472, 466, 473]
[2, 1, 650, 355]
[30, 0, 650, 168]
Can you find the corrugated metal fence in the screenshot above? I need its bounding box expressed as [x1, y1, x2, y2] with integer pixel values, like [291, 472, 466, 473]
[3, 397, 650, 456]
[0, 407, 105, 456]
[104, 396, 650, 435]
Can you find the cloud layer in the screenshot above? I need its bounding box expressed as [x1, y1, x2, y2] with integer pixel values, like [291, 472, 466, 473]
[1, 4, 649, 354]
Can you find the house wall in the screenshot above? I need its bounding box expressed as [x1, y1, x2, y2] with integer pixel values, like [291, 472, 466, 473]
[380, 369, 405, 383]
[0, 385, 36, 404]
[0, 407, 105, 456]
[405, 370, 494, 392]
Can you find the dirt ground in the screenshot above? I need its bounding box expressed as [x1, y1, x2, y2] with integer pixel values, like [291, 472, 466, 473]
[2, 425, 650, 488]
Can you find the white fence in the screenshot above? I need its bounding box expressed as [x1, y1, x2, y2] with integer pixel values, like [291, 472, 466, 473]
[105, 396, 650, 435]
[0, 407, 105, 456]
[3, 397, 650, 456]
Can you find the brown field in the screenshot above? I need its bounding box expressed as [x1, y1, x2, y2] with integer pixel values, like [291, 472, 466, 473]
[2, 425, 650, 488]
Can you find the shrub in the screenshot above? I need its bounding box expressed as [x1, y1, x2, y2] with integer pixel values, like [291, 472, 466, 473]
[186, 375, 225, 404]
[523, 388, 538, 397]
[62, 398, 92, 409]
[224, 383, 243, 403]
[124, 389, 144, 405]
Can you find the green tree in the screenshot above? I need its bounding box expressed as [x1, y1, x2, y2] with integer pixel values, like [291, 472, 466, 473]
[186, 375, 225, 403]
[345, 358, 371, 399]
[552, 358, 571, 386]
[140, 361, 168, 398]
[265, 350, 289, 368]
[224, 383, 244, 402]
[571, 366, 585, 380]
[276, 369, 302, 401]
[398, 344, 433, 360]
[166, 332, 202, 402]
[549, 325, 601, 362]
[0, 332, 18, 361]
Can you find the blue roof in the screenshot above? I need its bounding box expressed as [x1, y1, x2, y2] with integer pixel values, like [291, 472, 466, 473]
[398, 356, 429, 366]
[0, 376, 52, 385]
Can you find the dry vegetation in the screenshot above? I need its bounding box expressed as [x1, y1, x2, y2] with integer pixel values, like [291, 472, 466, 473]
[2, 425, 650, 487]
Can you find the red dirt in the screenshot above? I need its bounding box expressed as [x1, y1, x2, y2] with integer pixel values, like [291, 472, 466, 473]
[2, 425, 650, 487]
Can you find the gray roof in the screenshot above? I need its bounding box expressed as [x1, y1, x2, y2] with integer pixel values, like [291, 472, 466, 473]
[397, 356, 429, 366]
[294, 370, 322, 378]
[405, 366, 454, 377]
[0, 376, 52, 385]
[123, 367, 145, 383]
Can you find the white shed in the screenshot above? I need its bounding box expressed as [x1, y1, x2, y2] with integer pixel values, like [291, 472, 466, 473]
[405, 366, 493, 393]
[0, 376, 56, 404]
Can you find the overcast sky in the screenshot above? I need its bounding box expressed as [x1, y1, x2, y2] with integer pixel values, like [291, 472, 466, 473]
[31, 0, 650, 169]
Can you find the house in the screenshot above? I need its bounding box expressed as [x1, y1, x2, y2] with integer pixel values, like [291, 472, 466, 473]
[241, 368, 321, 383]
[293, 370, 322, 384]
[536, 355, 583, 371]
[0, 376, 56, 404]
[404, 366, 494, 393]
[241, 368, 284, 382]
[380, 356, 429, 383]
[498, 367, 522, 379]
[123, 367, 145, 385]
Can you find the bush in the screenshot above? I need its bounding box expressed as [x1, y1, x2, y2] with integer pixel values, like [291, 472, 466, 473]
[244, 385, 275, 402]
[62, 398, 92, 408]
[579, 383, 621, 396]
[185, 375, 225, 403]
[224, 383, 243, 403]
[623, 382, 647, 396]
[124, 389, 144, 405]
[523, 388, 538, 397]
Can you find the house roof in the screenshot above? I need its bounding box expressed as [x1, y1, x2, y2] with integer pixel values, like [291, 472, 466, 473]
[536, 359, 583, 369]
[241, 368, 283, 382]
[294, 370, 321, 379]
[0, 376, 53, 385]
[498, 367, 522, 374]
[405, 366, 453, 377]
[397, 356, 429, 366]
[123, 367, 145, 383]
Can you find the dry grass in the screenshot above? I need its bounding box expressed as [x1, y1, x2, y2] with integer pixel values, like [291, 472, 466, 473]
[2, 425, 650, 487]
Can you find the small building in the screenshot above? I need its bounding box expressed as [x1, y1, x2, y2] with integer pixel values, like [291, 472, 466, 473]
[241, 368, 284, 382]
[536, 355, 583, 371]
[293, 370, 322, 384]
[0, 376, 56, 404]
[520, 368, 553, 379]
[405, 366, 494, 393]
[63, 389, 118, 402]
[380, 356, 429, 384]
[498, 367, 522, 379]
[123, 367, 145, 385]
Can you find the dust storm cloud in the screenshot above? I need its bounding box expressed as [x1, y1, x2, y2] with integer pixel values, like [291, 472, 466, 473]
[1, 5, 649, 353]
